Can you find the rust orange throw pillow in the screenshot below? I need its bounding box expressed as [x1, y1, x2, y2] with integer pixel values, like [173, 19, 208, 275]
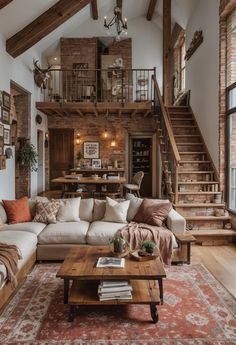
[3, 197, 32, 224]
[133, 198, 171, 226]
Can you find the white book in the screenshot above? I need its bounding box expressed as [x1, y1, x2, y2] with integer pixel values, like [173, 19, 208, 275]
[96, 257, 125, 268]
[100, 280, 129, 288]
[98, 285, 132, 293]
[99, 291, 132, 298]
[99, 294, 132, 301]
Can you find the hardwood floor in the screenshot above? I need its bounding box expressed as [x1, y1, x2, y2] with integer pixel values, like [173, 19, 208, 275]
[191, 244, 236, 298]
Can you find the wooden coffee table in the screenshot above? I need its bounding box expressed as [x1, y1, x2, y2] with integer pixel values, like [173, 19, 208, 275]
[56, 246, 166, 323]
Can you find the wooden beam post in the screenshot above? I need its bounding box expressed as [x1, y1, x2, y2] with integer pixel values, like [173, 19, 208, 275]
[146, 0, 158, 21]
[6, 0, 92, 58]
[90, 0, 98, 20]
[163, 0, 172, 106]
[0, 0, 13, 10]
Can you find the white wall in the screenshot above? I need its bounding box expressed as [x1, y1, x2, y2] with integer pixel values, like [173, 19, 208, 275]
[185, 0, 219, 168]
[0, 34, 48, 199]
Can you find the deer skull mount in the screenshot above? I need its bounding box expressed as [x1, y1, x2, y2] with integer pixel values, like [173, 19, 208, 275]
[33, 60, 52, 89]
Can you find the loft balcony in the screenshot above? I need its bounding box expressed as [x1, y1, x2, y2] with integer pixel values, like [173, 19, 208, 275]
[36, 68, 155, 117]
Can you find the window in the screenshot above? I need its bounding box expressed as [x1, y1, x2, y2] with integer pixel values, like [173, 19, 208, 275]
[227, 9, 236, 212]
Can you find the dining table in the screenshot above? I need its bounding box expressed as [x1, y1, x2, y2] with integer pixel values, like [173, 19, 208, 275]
[51, 176, 126, 197]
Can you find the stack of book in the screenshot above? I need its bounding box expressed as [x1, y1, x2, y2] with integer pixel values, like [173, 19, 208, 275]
[98, 280, 133, 301]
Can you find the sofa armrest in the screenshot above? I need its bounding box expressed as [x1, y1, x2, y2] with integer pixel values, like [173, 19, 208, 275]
[166, 208, 186, 233]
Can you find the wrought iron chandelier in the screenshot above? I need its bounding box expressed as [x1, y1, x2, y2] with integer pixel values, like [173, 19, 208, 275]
[104, 6, 128, 41]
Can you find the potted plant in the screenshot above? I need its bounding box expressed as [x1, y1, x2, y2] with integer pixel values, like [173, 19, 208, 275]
[18, 141, 38, 172]
[111, 234, 128, 253]
[141, 240, 156, 254]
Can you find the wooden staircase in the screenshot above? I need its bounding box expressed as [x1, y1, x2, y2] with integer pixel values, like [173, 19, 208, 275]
[152, 76, 235, 244]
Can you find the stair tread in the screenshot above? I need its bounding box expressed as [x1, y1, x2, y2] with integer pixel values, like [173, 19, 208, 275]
[177, 191, 221, 194]
[177, 143, 203, 145]
[175, 135, 200, 137]
[174, 203, 225, 207]
[190, 229, 236, 236]
[177, 171, 214, 174]
[178, 180, 218, 184]
[180, 160, 211, 163]
[185, 216, 231, 220]
[170, 118, 194, 121]
[179, 152, 207, 154]
[172, 125, 197, 128]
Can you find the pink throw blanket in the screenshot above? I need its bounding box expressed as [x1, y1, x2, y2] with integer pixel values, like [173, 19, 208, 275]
[117, 222, 173, 265]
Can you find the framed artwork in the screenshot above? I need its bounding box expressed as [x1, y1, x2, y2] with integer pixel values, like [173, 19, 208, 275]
[2, 91, 10, 109]
[0, 124, 3, 137]
[2, 107, 10, 124]
[3, 128, 10, 145]
[92, 158, 101, 169]
[0, 155, 6, 170]
[83, 141, 99, 159]
[72, 63, 88, 70]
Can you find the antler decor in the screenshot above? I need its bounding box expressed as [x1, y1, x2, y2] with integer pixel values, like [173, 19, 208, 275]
[185, 30, 203, 61]
[33, 59, 52, 89]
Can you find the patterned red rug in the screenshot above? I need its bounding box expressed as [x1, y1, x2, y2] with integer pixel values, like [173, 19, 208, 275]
[0, 263, 235, 345]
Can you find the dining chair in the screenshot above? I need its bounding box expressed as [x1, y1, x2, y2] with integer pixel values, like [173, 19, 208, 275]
[124, 171, 144, 197]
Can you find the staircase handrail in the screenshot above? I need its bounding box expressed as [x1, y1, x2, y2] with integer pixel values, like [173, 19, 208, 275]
[152, 75, 180, 164]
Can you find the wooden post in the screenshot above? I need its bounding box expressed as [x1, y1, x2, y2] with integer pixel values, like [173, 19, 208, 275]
[163, 0, 171, 106]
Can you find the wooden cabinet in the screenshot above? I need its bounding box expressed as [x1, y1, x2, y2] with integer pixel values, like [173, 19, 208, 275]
[130, 137, 152, 197]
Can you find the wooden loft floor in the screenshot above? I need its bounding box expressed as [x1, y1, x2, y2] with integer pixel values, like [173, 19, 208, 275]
[36, 101, 152, 117]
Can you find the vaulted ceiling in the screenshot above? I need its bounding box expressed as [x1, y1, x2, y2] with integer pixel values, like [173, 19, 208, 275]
[0, 0, 198, 58]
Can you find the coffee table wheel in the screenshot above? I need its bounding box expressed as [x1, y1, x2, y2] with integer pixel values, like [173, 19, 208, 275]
[150, 303, 159, 323]
[68, 305, 78, 322]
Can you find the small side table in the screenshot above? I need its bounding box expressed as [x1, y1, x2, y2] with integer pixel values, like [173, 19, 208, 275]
[173, 233, 196, 264]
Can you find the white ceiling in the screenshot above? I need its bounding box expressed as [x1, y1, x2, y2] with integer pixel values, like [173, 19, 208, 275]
[0, 0, 198, 56]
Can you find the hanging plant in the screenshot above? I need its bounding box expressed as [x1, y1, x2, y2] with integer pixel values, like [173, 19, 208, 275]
[18, 142, 38, 172]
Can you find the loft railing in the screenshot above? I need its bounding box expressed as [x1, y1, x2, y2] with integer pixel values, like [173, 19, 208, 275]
[152, 75, 181, 203]
[43, 68, 155, 103]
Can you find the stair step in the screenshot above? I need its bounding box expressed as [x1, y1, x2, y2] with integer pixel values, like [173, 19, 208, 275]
[170, 118, 194, 121]
[177, 191, 221, 195]
[177, 171, 214, 174]
[180, 160, 211, 164]
[190, 229, 235, 236]
[175, 135, 200, 137]
[179, 152, 207, 154]
[177, 143, 203, 146]
[185, 216, 230, 221]
[178, 181, 218, 184]
[174, 203, 225, 207]
[172, 125, 197, 128]
[169, 112, 193, 116]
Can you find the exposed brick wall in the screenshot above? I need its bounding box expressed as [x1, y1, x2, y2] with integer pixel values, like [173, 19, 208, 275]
[108, 39, 132, 69]
[47, 114, 156, 180]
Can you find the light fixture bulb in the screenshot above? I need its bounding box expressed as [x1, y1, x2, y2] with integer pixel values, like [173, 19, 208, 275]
[111, 139, 116, 147]
[104, 129, 108, 138]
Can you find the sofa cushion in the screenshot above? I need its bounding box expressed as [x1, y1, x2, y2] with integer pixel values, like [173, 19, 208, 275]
[2, 197, 32, 224]
[102, 197, 130, 223]
[33, 200, 62, 224]
[133, 199, 172, 226]
[93, 199, 106, 221]
[1, 222, 46, 235]
[0, 230, 37, 288]
[38, 220, 90, 244]
[57, 197, 81, 222]
[0, 203, 7, 224]
[29, 196, 49, 218]
[86, 221, 126, 245]
[126, 193, 143, 221]
[80, 198, 94, 222]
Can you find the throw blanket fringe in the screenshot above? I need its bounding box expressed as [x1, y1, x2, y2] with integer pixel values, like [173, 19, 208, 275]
[0, 243, 22, 288]
[117, 222, 173, 265]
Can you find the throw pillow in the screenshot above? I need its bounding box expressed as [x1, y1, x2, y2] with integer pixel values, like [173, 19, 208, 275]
[0, 202, 7, 224]
[2, 197, 32, 224]
[133, 198, 172, 226]
[126, 193, 143, 221]
[33, 200, 62, 224]
[102, 197, 130, 223]
[93, 199, 106, 221]
[57, 197, 81, 222]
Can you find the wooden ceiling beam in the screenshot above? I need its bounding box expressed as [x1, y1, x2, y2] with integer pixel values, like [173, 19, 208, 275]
[6, 0, 92, 58]
[90, 0, 98, 20]
[146, 0, 158, 21]
[0, 0, 13, 10]
[117, 0, 122, 10]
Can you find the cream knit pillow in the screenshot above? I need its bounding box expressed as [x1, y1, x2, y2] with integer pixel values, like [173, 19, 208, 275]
[102, 197, 130, 223]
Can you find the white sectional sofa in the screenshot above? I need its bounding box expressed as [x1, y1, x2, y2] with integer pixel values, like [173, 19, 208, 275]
[0, 196, 186, 310]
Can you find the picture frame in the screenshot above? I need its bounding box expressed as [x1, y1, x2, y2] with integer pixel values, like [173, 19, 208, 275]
[2, 91, 10, 109]
[92, 158, 102, 169]
[2, 107, 10, 124]
[0, 155, 6, 170]
[3, 128, 10, 145]
[83, 141, 99, 159]
[0, 124, 3, 137]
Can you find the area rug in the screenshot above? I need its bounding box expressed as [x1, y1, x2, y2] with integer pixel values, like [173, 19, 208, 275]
[0, 264, 235, 345]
